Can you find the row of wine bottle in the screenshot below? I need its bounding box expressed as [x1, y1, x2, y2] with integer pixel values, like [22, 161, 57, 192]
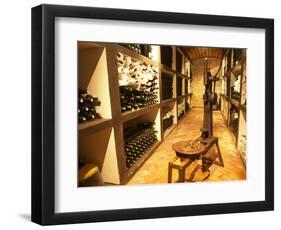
[120, 44, 153, 59]
[120, 86, 158, 113]
[117, 52, 159, 88]
[123, 122, 158, 168]
[177, 76, 183, 97]
[160, 46, 173, 68]
[162, 74, 173, 100]
[78, 89, 102, 123]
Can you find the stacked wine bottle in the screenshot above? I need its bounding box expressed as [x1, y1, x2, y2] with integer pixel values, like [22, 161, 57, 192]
[123, 122, 158, 168]
[120, 86, 158, 112]
[162, 74, 173, 100]
[177, 76, 183, 97]
[120, 44, 153, 58]
[78, 89, 102, 123]
[160, 46, 173, 68]
[120, 44, 142, 54]
[176, 50, 182, 72]
[117, 52, 159, 113]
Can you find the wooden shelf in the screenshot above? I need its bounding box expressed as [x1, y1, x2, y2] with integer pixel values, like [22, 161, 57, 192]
[161, 65, 176, 75]
[231, 98, 240, 108]
[221, 94, 230, 102]
[162, 98, 176, 105]
[121, 103, 160, 122]
[177, 95, 186, 100]
[240, 104, 246, 113]
[79, 118, 113, 134]
[231, 62, 242, 76]
[177, 72, 190, 79]
[127, 141, 161, 179]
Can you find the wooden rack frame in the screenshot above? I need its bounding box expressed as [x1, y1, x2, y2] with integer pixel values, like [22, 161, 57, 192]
[219, 49, 247, 165]
[78, 42, 193, 184]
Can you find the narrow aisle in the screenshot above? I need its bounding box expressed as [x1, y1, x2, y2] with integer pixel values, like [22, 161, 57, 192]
[128, 108, 246, 184]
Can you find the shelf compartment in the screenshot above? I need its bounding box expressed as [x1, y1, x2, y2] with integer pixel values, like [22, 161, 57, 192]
[127, 141, 161, 178]
[176, 75, 184, 97]
[79, 126, 120, 185]
[161, 72, 175, 100]
[117, 52, 160, 114]
[78, 43, 112, 119]
[124, 124, 158, 169]
[177, 99, 185, 121]
[176, 49, 183, 73]
[162, 101, 176, 134]
[122, 110, 161, 172]
[160, 46, 173, 69]
[122, 107, 161, 140]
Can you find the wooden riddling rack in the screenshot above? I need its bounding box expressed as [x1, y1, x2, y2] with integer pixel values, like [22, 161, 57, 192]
[219, 48, 247, 166]
[78, 42, 193, 185]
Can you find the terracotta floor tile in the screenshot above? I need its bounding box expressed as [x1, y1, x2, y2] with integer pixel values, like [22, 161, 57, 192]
[128, 108, 246, 185]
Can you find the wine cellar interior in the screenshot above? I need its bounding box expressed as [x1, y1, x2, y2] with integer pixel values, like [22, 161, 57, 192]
[78, 42, 246, 186]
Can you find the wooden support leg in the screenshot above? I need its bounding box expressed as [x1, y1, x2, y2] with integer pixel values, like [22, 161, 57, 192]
[168, 163, 172, 183]
[178, 167, 185, 183]
[214, 140, 224, 167]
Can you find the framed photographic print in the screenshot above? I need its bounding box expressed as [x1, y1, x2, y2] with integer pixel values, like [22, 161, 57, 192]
[31, 4, 274, 225]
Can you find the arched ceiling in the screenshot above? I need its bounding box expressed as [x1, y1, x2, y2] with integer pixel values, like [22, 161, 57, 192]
[182, 47, 225, 63]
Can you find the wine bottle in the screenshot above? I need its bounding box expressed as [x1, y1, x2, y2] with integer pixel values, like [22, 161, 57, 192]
[78, 88, 102, 123]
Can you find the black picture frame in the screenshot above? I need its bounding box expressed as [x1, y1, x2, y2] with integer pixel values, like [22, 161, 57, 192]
[31, 4, 274, 225]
